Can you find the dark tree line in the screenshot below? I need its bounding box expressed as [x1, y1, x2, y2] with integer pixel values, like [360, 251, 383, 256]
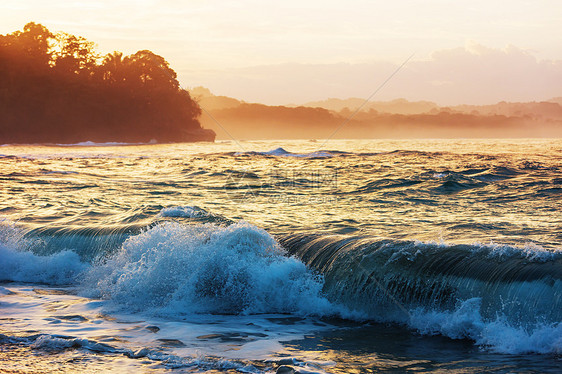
[0, 23, 215, 143]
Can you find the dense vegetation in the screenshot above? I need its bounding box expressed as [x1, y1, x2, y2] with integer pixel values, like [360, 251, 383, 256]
[0, 23, 214, 144]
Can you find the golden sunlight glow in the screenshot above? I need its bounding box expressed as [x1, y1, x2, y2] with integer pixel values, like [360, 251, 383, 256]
[1, 0, 561, 105]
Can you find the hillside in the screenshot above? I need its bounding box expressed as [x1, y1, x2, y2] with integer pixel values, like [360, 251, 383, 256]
[195, 88, 562, 139]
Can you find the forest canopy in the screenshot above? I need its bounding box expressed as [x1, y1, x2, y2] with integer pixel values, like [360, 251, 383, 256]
[0, 22, 215, 144]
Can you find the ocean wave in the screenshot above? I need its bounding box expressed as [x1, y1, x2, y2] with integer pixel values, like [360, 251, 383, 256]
[0, 242, 88, 285]
[159, 205, 233, 225]
[55, 141, 155, 147]
[354, 170, 492, 195]
[235, 147, 336, 158]
[0, 221, 88, 284]
[410, 298, 562, 354]
[80, 222, 334, 316]
[25, 225, 142, 260]
[278, 232, 562, 353]
[160, 205, 211, 218]
[3, 218, 562, 354]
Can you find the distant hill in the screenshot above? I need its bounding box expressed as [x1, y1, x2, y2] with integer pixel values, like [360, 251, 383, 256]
[547, 97, 562, 106]
[302, 98, 439, 115]
[449, 101, 562, 120]
[195, 88, 562, 139]
[191, 86, 242, 111]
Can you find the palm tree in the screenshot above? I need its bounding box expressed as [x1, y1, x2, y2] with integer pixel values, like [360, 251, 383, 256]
[101, 51, 125, 84]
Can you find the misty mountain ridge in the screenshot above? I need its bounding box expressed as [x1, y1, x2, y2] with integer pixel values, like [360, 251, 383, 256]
[193, 86, 562, 120]
[192, 87, 562, 140]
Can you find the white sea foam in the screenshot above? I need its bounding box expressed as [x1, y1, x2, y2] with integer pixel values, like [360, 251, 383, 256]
[432, 172, 449, 178]
[262, 147, 333, 158]
[0, 222, 88, 285]
[482, 241, 562, 262]
[396, 238, 562, 264]
[409, 298, 562, 354]
[81, 221, 333, 316]
[0, 242, 88, 285]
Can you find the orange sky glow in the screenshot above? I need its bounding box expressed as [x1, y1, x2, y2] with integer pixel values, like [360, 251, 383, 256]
[2, 0, 561, 105]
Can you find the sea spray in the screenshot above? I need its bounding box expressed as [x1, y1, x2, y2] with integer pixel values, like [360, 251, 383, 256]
[409, 298, 562, 354]
[81, 221, 333, 316]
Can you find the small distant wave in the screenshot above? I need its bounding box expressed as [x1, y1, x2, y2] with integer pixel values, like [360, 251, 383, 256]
[160, 205, 211, 218]
[235, 147, 337, 158]
[355, 172, 488, 195]
[1, 141, 153, 147]
[0, 152, 131, 161]
[39, 169, 79, 175]
[352, 164, 549, 195]
[57, 141, 157, 147]
[159, 205, 234, 225]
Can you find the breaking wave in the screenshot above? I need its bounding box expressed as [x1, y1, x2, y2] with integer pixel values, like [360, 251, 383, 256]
[80, 221, 333, 316]
[2, 220, 562, 353]
[278, 232, 562, 354]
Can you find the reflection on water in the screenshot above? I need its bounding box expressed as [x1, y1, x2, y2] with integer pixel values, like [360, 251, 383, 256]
[1, 139, 561, 372]
[1, 139, 561, 248]
[284, 321, 561, 373]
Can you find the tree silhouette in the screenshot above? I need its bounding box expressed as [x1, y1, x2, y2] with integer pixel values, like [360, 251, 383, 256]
[101, 51, 125, 84]
[0, 23, 214, 144]
[52, 32, 98, 75]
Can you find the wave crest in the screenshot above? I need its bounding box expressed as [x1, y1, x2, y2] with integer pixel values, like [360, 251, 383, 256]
[0, 221, 87, 285]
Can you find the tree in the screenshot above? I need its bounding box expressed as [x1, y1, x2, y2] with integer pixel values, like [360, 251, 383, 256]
[124, 50, 179, 90]
[52, 32, 98, 75]
[101, 51, 125, 84]
[0, 23, 214, 144]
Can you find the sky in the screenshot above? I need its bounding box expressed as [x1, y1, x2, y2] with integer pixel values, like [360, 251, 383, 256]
[2, 0, 562, 105]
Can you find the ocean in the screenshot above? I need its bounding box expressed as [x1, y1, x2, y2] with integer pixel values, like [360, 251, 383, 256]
[0, 139, 561, 373]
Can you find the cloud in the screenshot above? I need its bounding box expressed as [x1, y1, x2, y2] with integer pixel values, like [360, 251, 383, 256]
[181, 43, 562, 105]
